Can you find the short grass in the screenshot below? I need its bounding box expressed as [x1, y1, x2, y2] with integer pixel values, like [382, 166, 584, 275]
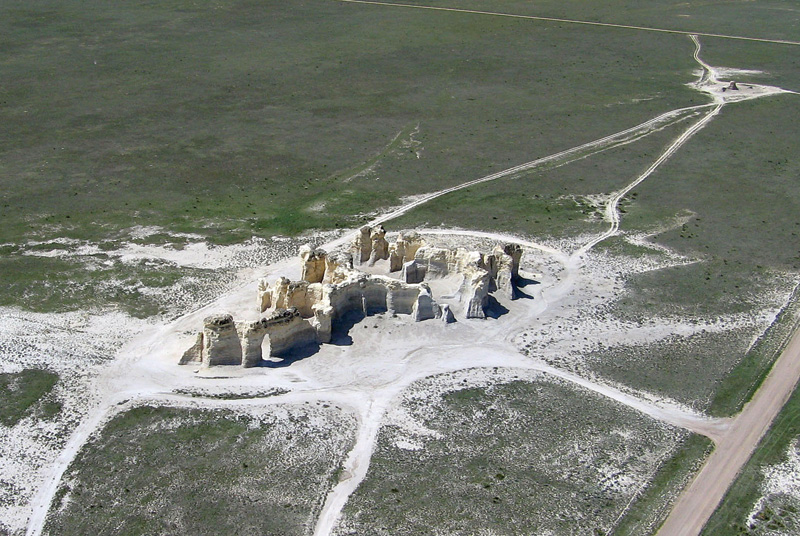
[599, 91, 800, 414]
[583, 328, 762, 413]
[45, 404, 356, 536]
[391, 117, 693, 241]
[0, 254, 191, 318]
[0, 0, 702, 251]
[393, 0, 800, 43]
[614, 434, 713, 536]
[610, 260, 781, 321]
[0, 368, 59, 427]
[709, 285, 800, 417]
[624, 96, 800, 272]
[702, 382, 800, 535]
[334, 371, 688, 535]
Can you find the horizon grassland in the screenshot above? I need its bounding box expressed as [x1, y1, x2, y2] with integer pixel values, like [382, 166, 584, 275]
[2, 0, 800, 535]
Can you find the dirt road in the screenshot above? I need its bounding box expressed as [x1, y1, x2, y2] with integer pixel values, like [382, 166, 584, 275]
[657, 324, 800, 536]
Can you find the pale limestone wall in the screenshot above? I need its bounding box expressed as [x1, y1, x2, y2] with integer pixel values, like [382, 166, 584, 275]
[412, 286, 439, 321]
[300, 245, 327, 284]
[387, 285, 419, 315]
[240, 308, 320, 367]
[264, 312, 319, 357]
[368, 225, 389, 266]
[353, 226, 372, 264]
[203, 314, 242, 366]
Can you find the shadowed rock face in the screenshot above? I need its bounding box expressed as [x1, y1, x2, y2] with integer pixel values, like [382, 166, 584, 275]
[182, 228, 526, 367]
[494, 244, 522, 299]
[179, 332, 203, 365]
[401, 260, 426, 284]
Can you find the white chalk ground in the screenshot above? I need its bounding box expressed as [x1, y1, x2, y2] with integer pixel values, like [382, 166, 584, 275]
[2, 34, 797, 536]
[747, 439, 800, 533]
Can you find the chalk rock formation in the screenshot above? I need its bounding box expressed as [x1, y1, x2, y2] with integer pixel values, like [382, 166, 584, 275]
[412, 284, 439, 321]
[462, 267, 491, 319]
[368, 225, 390, 265]
[412, 243, 522, 318]
[203, 314, 242, 366]
[240, 308, 318, 367]
[353, 226, 372, 264]
[300, 245, 327, 284]
[440, 304, 455, 323]
[402, 260, 426, 284]
[493, 244, 522, 299]
[389, 231, 425, 272]
[258, 278, 272, 312]
[323, 251, 353, 284]
[183, 227, 527, 367]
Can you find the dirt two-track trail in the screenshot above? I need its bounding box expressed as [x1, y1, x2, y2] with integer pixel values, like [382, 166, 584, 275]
[22, 30, 800, 536]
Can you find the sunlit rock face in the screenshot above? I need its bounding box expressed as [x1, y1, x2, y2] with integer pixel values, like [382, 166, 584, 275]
[202, 314, 242, 366]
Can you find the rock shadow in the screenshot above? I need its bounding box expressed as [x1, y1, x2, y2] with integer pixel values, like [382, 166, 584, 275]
[513, 277, 539, 300]
[330, 310, 367, 346]
[258, 342, 322, 368]
[485, 296, 510, 319]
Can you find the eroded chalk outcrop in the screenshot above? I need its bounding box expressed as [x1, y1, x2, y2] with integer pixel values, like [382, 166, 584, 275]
[181, 227, 525, 367]
[240, 308, 318, 367]
[202, 314, 242, 366]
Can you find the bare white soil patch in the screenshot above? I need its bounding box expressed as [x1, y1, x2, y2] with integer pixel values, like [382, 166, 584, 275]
[0, 308, 150, 533]
[747, 438, 800, 534]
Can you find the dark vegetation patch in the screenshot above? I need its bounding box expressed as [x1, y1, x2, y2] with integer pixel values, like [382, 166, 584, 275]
[335, 375, 691, 535]
[45, 405, 355, 536]
[173, 387, 289, 399]
[0, 368, 59, 427]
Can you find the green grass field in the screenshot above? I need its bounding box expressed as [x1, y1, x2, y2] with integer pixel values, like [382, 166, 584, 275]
[45, 404, 356, 536]
[335, 372, 697, 535]
[0, 0, 704, 248]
